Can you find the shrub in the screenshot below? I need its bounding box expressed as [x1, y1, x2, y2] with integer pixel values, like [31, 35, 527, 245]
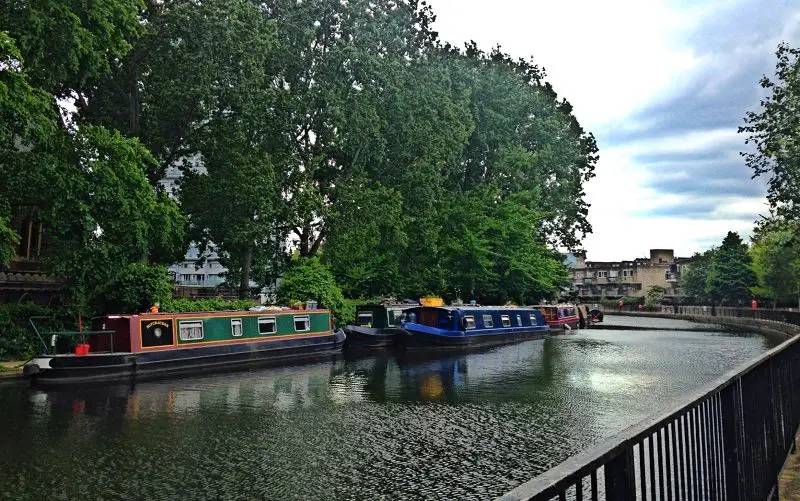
[160, 297, 257, 313]
[0, 303, 69, 361]
[99, 263, 173, 314]
[277, 257, 346, 322]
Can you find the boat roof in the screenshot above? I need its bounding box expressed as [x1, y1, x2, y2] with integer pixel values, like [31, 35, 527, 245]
[411, 306, 540, 312]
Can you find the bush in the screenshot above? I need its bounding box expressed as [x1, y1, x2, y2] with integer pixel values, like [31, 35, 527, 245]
[277, 257, 346, 322]
[0, 303, 68, 361]
[160, 297, 257, 313]
[99, 263, 173, 314]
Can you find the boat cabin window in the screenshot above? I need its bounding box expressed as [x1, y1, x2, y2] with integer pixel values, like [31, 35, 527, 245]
[516, 314, 522, 326]
[357, 312, 373, 326]
[231, 318, 243, 337]
[294, 315, 311, 332]
[501, 315, 511, 328]
[258, 317, 277, 335]
[463, 315, 476, 330]
[483, 315, 494, 328]
[179, 320, 204, 341]
[529, 314, 536, 325]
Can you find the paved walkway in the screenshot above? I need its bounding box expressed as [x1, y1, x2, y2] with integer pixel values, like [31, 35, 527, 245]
[781, 432, 800, 500]
[0, 360, 24, 379]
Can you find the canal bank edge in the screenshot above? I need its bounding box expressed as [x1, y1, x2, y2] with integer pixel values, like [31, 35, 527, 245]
[610, 311, 800, 344]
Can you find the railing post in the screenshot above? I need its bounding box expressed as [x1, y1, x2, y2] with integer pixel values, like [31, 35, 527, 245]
[605, 446, 636, 501]
[720, 382, 743, 501]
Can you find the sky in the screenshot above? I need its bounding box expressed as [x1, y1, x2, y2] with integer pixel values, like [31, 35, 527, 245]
[426, 0, 800, 261]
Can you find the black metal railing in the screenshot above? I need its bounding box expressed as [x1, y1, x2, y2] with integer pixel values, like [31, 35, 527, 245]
[499, 314, 800, 501]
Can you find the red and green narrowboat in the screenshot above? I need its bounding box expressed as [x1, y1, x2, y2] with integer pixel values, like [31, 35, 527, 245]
[23, 309, 345, 385]
[533, 304, 580, 331]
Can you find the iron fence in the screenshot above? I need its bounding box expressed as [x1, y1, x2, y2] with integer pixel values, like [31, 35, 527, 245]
[498, 312, 800, 501]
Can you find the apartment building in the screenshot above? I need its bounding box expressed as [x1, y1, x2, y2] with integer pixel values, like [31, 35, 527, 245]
[570, 249, 691, 300]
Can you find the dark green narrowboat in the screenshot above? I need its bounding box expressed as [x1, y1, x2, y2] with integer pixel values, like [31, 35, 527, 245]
[344, 302, 417, 350]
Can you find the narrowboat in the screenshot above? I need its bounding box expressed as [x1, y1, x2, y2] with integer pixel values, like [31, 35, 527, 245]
[23, 309, 345, 385]
[534, 304, 580, 331]
[343, 302, 417, 350]
[390, 306, 550, 349]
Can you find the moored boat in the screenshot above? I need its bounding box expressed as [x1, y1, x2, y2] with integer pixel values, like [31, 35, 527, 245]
[390, 306, 550, 349]
[23, 309, 345, 385]
[343, 302, 417, 350]
[534, 304, 580, 331]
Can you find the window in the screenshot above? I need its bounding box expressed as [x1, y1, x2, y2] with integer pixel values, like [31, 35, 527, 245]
[483, 315, 494, 328]
[258, 317, 276, 335]
[231, 318, 243, 337]
[529, 314, 536, 325]
[294, 315, 311, 332]
[357, 312, 373, 326]
[179, 320, 204, 341]
[516, 314, 522, 326]
[501, 315, 511, 327]
[463, 316, 476, 330]
[597, 271, 609, 278]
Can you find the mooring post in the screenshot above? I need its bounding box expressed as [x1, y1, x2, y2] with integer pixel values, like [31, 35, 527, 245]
[605, 446, 636, 501]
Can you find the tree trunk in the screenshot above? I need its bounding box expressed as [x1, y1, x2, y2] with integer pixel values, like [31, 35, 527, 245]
[239, 246, 252, 299]
[299, 226, 310, 257]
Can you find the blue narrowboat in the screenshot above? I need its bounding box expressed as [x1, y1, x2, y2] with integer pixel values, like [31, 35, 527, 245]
[390, 306, 550, 349]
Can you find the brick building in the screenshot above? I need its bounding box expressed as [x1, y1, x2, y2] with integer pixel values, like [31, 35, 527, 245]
[570, 249, 692, 301]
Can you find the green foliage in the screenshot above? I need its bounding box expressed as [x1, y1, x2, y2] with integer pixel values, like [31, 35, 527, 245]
[0, 303, 67, 361]
[750, 220, 800, 305]
[680, 250, 715, 302]
[277, 258, 345, 320]
[43, 125, 186, 314]
[323, 180, 408, 297]
[99, 263, 172, 314]
[160, 297, 257, 313]
[706, 232, 757, 305]
[646, 285, 667, 307]
[0, 0, 145, 97]
[740, 43, 800, 220]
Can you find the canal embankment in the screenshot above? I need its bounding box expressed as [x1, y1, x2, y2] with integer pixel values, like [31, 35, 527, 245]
[606, 307, 800, 344]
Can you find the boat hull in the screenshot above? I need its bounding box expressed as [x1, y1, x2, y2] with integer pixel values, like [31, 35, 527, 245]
[390, 324, 550, 350]
[343, 325, 394, 350]
[25, 330, 346, 385]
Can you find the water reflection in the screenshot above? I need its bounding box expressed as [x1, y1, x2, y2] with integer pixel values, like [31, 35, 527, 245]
[0, 320, 778, 501]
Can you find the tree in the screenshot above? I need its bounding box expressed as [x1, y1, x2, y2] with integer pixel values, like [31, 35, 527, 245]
[322, 180, 408, 298]
[1, 4, 186, 314]
[646, 285, 667, 307]
[84, 0, 281, 297]
[706, 232, 757, 305]
[681, 250, 715, 302]
[740, 43, 800, 220]
[750, 221, 800, 307]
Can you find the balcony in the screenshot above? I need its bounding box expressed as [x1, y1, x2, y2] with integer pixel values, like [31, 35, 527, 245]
[665, 272, 679, 283]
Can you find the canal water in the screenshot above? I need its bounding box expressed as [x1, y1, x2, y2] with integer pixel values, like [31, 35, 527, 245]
[0, 316, 778, 500]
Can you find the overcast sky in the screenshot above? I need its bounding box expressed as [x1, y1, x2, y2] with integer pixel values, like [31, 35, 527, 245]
[427, 0, 800, 261]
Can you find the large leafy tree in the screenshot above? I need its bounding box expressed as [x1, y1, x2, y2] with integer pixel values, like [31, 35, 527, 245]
[706, 232, 757, 305]
[1, 0, 186, 313]
[681, 249, 715, 302]
[84, 0, 280, 297]
[740, 43, 800, 220]
[750, 220, 800, 307]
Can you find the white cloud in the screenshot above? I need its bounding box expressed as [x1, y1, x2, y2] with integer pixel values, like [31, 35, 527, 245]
[426, 0, 794, 261]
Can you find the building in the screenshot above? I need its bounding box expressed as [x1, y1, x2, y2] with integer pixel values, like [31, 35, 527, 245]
[0, 207, 61, 304]
[570, 249, 692, 301]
